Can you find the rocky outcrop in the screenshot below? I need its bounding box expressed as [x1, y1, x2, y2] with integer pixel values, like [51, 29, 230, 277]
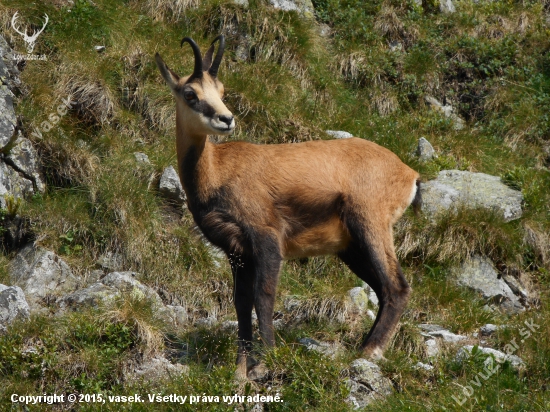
[0, 284, 30, 329]
[0, 35, 45, 209]
[420, 170, 523, 222]
[9, 244, 79, 306]
[58, 271, 186, 326]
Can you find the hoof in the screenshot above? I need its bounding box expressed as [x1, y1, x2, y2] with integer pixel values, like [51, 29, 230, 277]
[362, 346, 387, 361]
[247, 363, 269, 382]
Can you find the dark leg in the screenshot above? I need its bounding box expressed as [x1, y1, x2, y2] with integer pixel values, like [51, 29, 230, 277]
[231, 254, 256, 379]
[252, 235, 282, 348]
[339, 219, 411, 358]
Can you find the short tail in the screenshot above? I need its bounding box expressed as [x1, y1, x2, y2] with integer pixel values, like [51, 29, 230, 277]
[412, 179, 422, 216]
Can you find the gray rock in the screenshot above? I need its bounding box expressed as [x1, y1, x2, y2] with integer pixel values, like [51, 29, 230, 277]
[230, 0, 249, 6]
[195, 316, 217, 328]
[0, 160, 33, 209]
[9, 244, 79, 305]
[418, 323, 445, 332]
[366, 309, 376, 321]
[134, 152, 150, 164]
[159, 166, 186, 204]
[479, 324, 503, 337]
[452, 255, 520, 305]
[421, 170, 523, 222]
[0, 84, 16, 149]
[456, 345, 524, 369]
[348, 287, 369, 313]
[499, 299, 525, 316]
[362, 283, 379, 306]
[349, 359, 393, 395]
[125, 356, 188, 383]
[425, 338, 439, 357]
[220, 320, 239, 331]
[97, 251, 123, 271]
[0, 35, 21, 91]
[414, 362, 434, 371]
[502, 274, 528, 300]
[428, 329, 467, 343]
[424, 96, 464, 130]
[416, 137, 436, 162]
[0, 284, 30, 326]
[86, 269, 104, 284]
[326, 130, 353, 139]
[345, 379, 379, 409]
[268, 0, 314, 17]
[102, 272, 164, 308]
[58, 282, 119, 310]
[440, 0, 456, 13]
[166, 305, 188, 327]
[5, 135, 46, 193]
[299, 337, 341, 358]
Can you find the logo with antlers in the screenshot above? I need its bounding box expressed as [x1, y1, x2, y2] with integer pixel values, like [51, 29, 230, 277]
[11, 12, 49, 54]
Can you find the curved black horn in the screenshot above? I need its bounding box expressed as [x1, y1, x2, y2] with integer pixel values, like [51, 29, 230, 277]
[208, 35, 226, 78]
[180, 37, 203, 78]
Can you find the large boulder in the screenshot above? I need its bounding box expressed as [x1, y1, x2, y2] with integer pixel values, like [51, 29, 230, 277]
[9, 244, 79, 306]
[421, 170, 523, 222]
[0, 284, 30, 328]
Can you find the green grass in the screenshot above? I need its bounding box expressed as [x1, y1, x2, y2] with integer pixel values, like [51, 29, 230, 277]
[0, 0, 549, 410]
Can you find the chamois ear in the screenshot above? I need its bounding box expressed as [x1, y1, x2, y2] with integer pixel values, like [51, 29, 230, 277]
[155, 53, 180, 90]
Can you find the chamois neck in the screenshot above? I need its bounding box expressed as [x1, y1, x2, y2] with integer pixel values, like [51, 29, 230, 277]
[175, 106, 218, 198]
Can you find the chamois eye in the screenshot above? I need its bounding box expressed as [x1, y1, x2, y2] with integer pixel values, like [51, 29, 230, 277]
[183, 90, 197, 101]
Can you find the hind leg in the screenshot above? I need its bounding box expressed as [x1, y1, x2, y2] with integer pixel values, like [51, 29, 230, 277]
[339, 220, 411, 358]
[252, 234, 283, 349]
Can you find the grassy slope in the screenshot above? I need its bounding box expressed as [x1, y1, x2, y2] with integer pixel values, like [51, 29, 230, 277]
[0, 0, 549, 410]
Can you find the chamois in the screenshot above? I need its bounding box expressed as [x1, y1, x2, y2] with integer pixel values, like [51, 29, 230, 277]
[155, 35, 421, 378]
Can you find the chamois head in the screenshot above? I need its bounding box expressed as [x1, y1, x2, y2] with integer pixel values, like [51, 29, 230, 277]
[155, 35, 235, 136]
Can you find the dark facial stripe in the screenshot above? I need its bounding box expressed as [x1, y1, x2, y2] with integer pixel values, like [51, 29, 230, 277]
[188, 99, 216, 118]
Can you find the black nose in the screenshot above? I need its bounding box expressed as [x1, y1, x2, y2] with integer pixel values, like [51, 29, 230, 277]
[219, 114, 234, 126]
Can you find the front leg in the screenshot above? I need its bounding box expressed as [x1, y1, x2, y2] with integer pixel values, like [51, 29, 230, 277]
[231, 254, 256, 379]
